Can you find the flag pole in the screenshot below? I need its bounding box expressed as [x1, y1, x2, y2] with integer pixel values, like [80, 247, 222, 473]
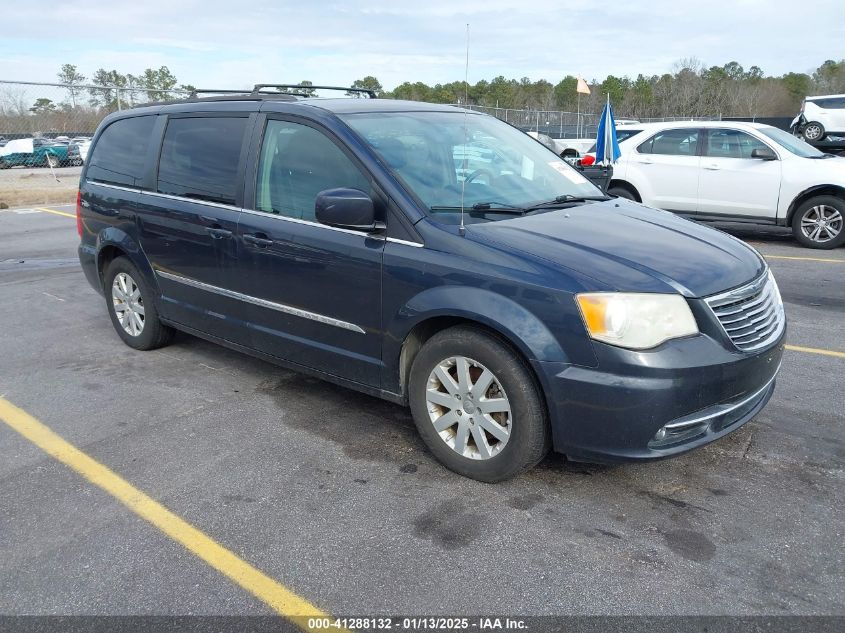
[577, 92, 580, 138]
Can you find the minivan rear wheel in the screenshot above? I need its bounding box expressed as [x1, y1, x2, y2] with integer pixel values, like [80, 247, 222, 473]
[104, 257, 174, 350]
[408, 326, 550, 482]
[791, 196, 845, 249]
[802, 122, 825, 142]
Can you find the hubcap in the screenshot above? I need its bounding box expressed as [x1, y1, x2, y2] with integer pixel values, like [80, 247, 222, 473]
[425, 356, 512, 460]
[805, 125, 822, 140]
[111, 272, 145, 336]
[801, 205, 842, 243]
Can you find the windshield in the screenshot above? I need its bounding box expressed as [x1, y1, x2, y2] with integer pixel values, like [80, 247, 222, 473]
[759, 127, 824, 158]
[341, 111, 602, 223]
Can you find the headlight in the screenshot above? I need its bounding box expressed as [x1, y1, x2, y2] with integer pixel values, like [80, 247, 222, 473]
[575, 293, 699, 350]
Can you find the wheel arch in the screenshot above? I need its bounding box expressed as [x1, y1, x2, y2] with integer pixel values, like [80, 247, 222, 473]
[785, 184, 845, 225]
[386, 286, 572, 399]
[396, 314, 557, 428]
[95, 227, 159, 295]
[608, 179, 641, 202]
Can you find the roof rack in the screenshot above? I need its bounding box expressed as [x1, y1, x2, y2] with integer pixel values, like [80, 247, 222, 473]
[187, 84, 377, 99]
[251, 84, 377, 98]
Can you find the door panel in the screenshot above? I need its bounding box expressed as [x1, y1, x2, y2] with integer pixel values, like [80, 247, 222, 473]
[233, 117, 385, 387]
[235, 212, 384, 385]
[629, 128, 701, 213]
[828, 97, 845, 131]
[137, 114, 252, 344]
[698, 129, 781, 219]
[137, 194, 248, 344]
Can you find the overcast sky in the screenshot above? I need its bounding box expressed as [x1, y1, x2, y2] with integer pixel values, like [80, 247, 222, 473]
[2, 0, 844, 91]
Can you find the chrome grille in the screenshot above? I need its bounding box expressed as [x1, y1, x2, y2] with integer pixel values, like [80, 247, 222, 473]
[705, 271, 785, 351]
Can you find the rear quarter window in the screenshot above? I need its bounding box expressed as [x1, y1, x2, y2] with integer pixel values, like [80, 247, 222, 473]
[87, 116, 156, 187]
[156, 116, 247, 206]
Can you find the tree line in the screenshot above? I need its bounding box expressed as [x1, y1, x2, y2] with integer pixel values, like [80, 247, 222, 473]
[357, 58, 845, 118]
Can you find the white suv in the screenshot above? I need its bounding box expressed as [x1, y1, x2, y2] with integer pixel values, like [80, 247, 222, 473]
[796, 94, 845, 142]
[606, 121, 845, 249]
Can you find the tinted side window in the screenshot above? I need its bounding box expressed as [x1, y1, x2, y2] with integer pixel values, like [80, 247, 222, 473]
[157, 117, 247, 206]
[88, 116, 155, 187]
[255, 120, 369, 220]
[638, 129, 699, 156]
[705, 129, 769, 159]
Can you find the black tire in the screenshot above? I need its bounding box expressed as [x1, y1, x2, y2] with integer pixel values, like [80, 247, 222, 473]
[104, 257, 174, 350]
[45, 154, 59, 168]
[802, 121, 825, 142]
[608, 185, 637, 201]
[408, 326, 550, 482]
[0, 159, 8, 170]
[791, 196, 845, 249]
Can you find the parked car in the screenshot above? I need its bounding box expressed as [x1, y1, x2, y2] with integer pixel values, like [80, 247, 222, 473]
[526, 131, 558, 152]
[605, 120, 845, 248]
[553, 137, 595, 158]
[67, 139, 91, 166]
[0, 135, 7, 147]
[0, 137, 70, 168]
[77, 90, 785, 481]
[792, 94, 845, 142]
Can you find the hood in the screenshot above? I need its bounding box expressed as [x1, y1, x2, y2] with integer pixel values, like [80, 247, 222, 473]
[466, 199, 766, 298]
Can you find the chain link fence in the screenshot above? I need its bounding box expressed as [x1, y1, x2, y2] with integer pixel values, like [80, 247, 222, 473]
[459, 105, 601, 138]
[461, 105, 723, 138]
[1, 79, 728, 146]
[0, 80, 191, 143]
[0, 80, 194, 207]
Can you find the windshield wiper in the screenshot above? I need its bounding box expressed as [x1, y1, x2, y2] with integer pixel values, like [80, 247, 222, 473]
[429, 202, 526, 215]
[523, 194, 610, 211]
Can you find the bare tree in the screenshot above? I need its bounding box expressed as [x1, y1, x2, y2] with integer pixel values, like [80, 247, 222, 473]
[57, 64, 86, 108]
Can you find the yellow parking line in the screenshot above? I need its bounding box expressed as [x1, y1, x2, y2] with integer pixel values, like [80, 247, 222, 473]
[0, 397, 333, 630]
[785, 344, 845, 359]
[35, 206, 76, 219]
[765, 254, 845, 264]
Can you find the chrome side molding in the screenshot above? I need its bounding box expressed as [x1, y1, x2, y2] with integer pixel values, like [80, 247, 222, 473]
[155, 269, 366, 334]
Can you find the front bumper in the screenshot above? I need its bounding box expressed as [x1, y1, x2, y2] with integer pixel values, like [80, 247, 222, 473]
[533, 327, 785, 463]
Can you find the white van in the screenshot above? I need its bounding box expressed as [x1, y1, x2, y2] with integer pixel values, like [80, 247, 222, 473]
[795, 94, 845, 142]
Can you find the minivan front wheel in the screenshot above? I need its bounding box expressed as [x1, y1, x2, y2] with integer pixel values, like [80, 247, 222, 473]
[408, 326, 550, 482]
[104, 257, 174, 350]
[792, 196, 845, 249]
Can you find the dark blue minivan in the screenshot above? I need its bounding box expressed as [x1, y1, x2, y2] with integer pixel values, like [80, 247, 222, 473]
[77, 86, 786, 481]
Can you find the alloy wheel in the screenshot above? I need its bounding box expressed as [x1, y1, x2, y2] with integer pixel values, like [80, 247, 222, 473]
[804, 124, 822, 140]
[112, 272, 145, 336]
[425, 356, 512, 460]
[801, 205, 842, 243]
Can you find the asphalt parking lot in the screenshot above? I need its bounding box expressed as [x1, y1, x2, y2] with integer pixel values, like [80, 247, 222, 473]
[0, 205, 843, 619]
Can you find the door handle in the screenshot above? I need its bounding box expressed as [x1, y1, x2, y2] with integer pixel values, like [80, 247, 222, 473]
[639, 159, 653, 165]
[206, 227, 233, 239]
[243, 233, 274, 248]
[704, 164, 720, 170]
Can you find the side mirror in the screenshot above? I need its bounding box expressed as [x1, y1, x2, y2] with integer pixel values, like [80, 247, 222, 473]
[315, 188, 380, 231]
[751, 147, 777, 161]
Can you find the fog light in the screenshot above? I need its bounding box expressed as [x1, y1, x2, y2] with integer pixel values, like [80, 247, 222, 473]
[654, 427, 667, 441]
